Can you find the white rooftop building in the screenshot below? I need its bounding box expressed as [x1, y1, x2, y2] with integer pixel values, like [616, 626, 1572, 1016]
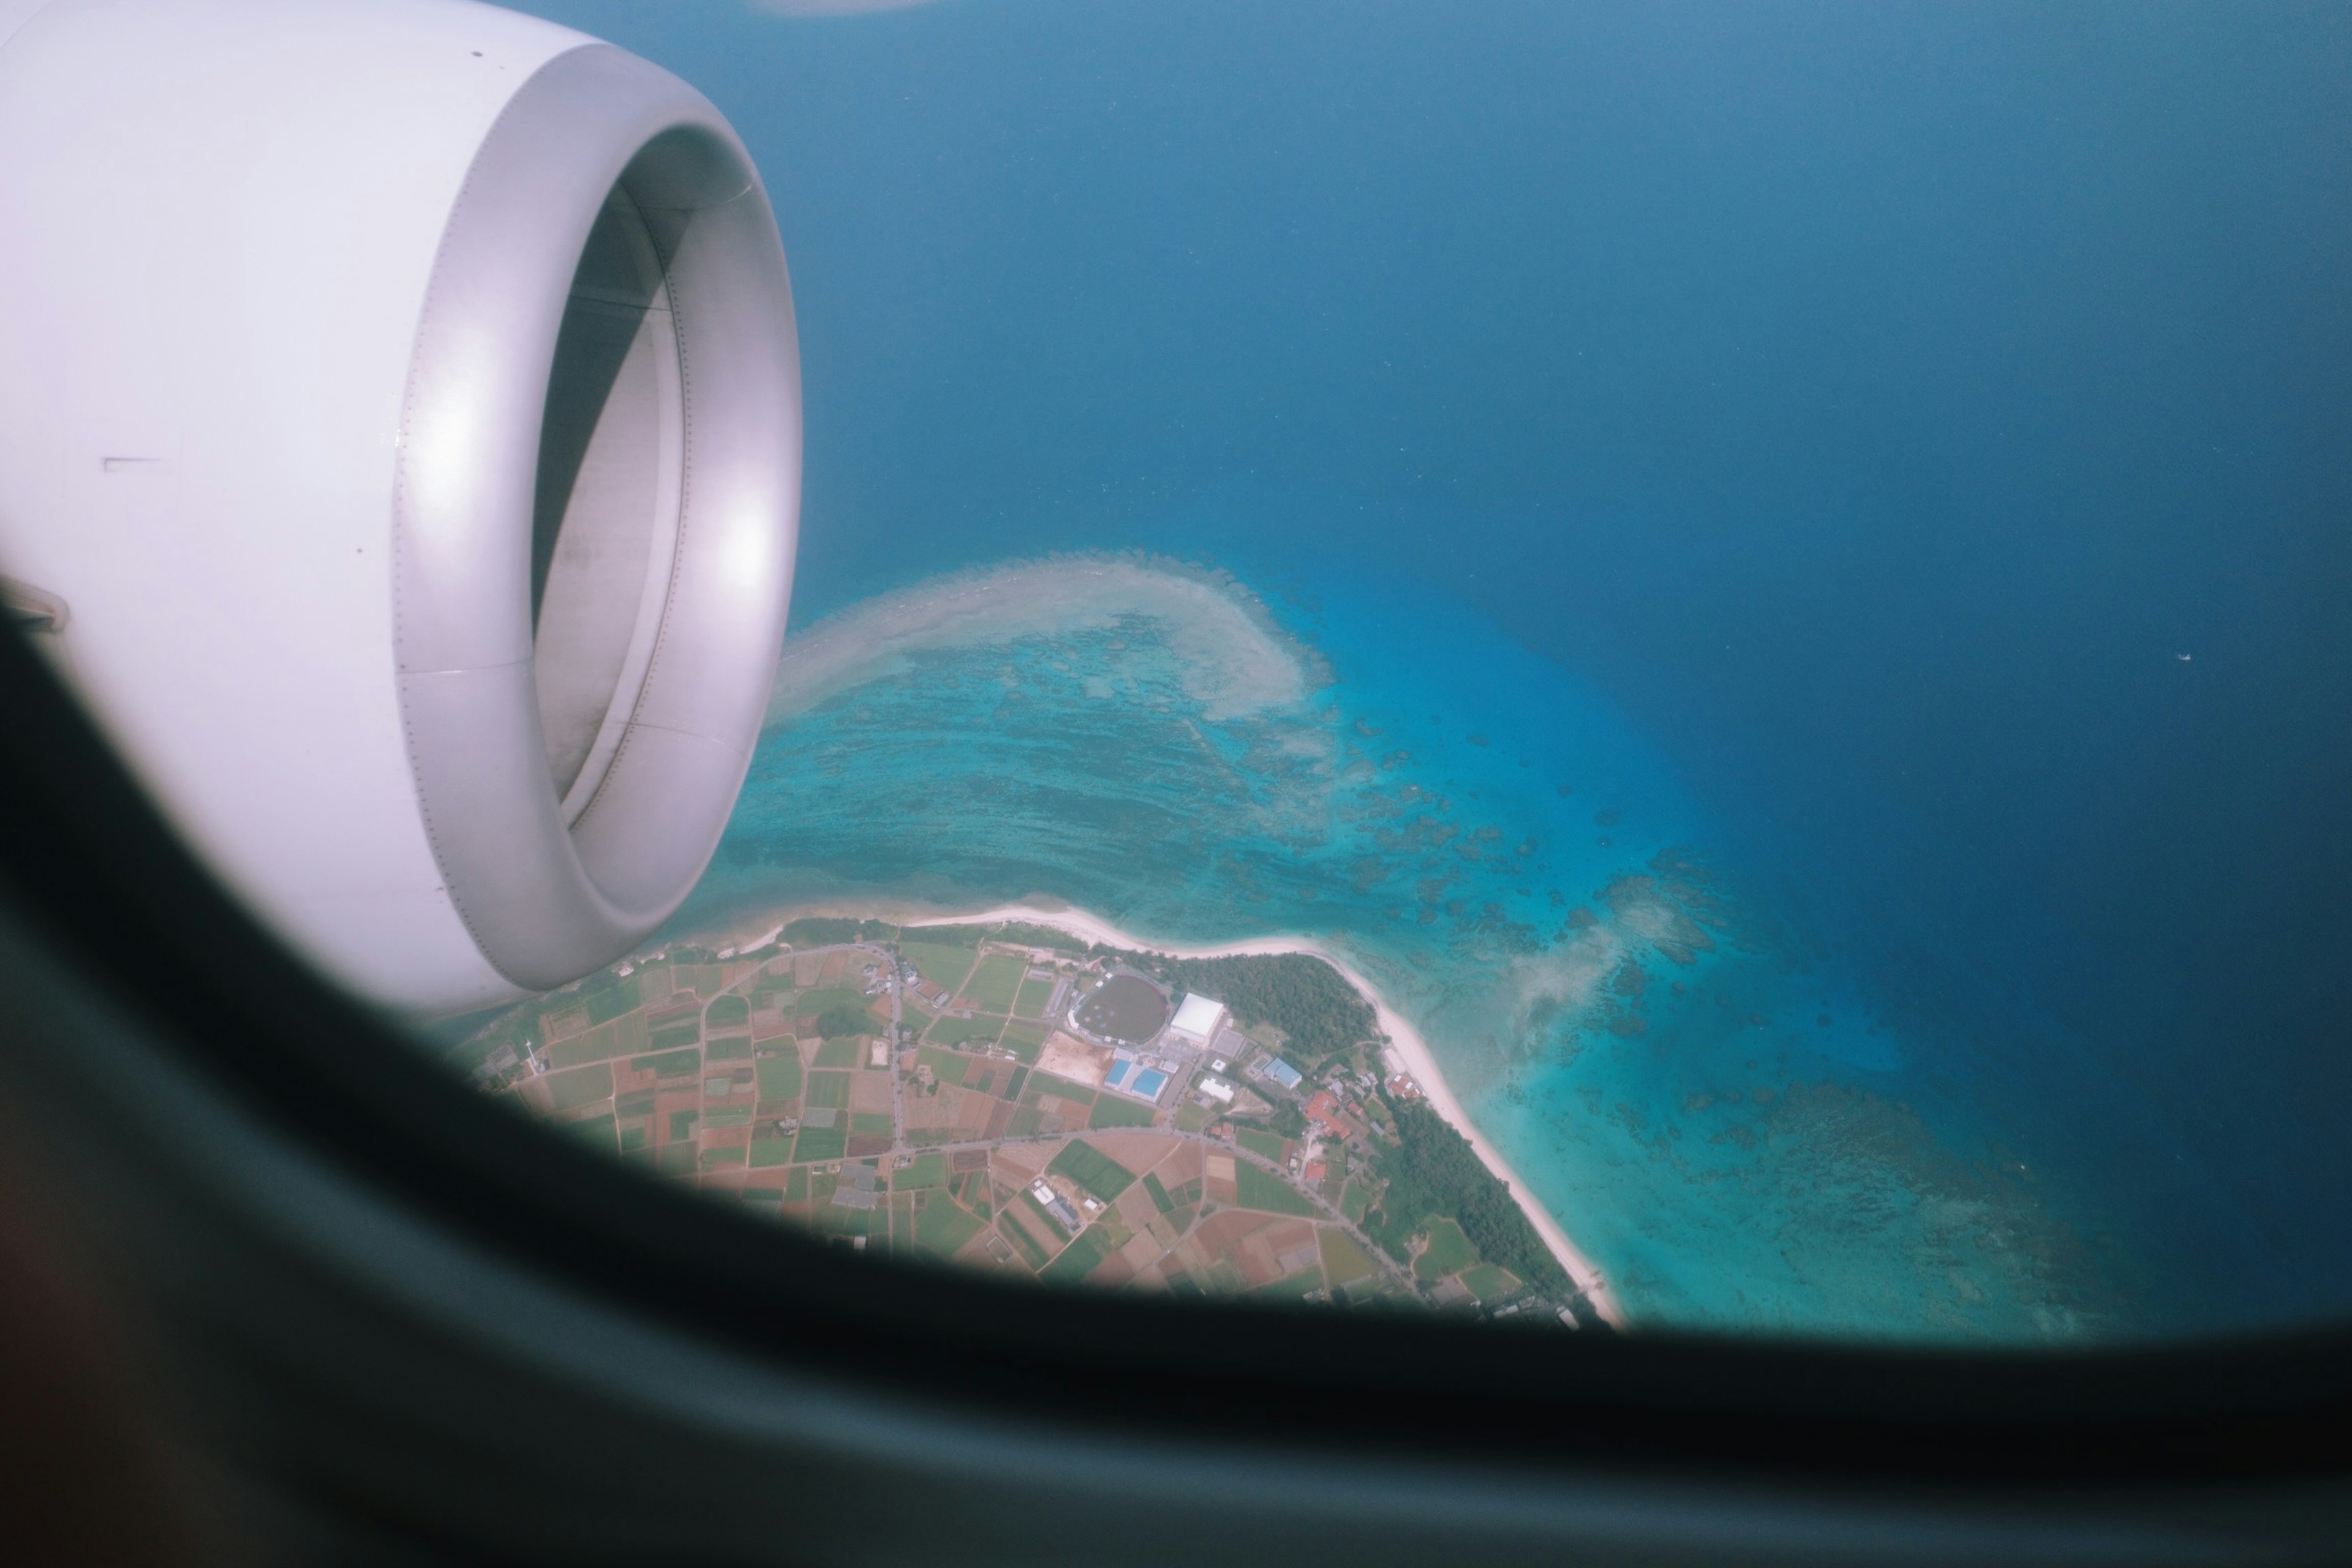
[1166, 992, 1227, 1042]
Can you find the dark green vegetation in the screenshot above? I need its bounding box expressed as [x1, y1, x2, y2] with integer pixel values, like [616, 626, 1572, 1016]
[815, 1001, 876, 1039]
[706, 994, 750, 1028]
[781, 916, 896, 946]
[1369, 1099, 1567, 1295]
[1047, 1140, 1135, 1203]
[1141, 952, 1376, 1065]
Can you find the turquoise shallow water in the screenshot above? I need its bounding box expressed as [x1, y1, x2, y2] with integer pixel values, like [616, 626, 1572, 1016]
[685, 555, 2114, 1341]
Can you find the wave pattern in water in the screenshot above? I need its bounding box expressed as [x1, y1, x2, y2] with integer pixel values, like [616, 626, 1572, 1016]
[693, 556, 2120, 1341]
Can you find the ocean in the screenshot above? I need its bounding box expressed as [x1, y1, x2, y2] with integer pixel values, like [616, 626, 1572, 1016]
[523, 0, 2352, 1343]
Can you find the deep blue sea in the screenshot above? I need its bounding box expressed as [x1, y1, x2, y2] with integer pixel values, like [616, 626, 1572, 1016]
[524, 0, 2352, 1343]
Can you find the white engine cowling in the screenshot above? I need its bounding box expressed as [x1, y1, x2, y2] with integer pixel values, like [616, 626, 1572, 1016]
[0, 0, 801, 1014]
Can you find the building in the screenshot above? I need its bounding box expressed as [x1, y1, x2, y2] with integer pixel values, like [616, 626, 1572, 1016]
[1166, 991, 1227, 1044]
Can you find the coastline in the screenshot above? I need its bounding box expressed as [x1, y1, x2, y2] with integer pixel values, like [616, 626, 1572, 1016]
[807, 898, 1627, 1328]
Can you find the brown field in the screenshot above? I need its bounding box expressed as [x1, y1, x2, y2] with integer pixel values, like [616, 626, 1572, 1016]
[849, 1071, 893, 1114]
[1035, 1031, 1110, 1087]
[1081, 1130, 1180, 1174]
[991, 1144, 1051, 1183]
[1203, 1152, 1238, 1206]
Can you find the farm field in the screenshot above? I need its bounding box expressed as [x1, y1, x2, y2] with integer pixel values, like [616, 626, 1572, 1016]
[462, 921, 1589, 1329]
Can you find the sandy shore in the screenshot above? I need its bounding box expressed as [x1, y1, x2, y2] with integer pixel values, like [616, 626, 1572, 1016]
[867, 901, 1627, 1327]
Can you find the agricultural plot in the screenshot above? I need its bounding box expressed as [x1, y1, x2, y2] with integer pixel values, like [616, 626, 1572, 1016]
[1087, 1096, 1157, 1130]
[1317, 1228, 1379, 1287]
[1046, 1140, 1136, 1203]
[913, 1197, 986, 1259]
[958, 954, 1026, 1014]
[547, 1063, 614, 1112]
[1012, 974, 1057, 1019]
[756, 1048, 804, 1100]
[1235, 1126, 1288, 1163]
[1235, 1161, 1318, 1217]
[469, 922, 1569, 1327]
[1412, 1218, 1478, 1281]
[927, 1013, 1003, 1049]
[1039, 1224, 1119, 1285]
[996, 1020, 1049, 1063]
[898, 942, 976, 994]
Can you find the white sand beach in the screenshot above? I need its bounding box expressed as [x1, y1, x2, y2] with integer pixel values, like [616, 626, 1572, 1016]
[877, 900, 1627, 1328]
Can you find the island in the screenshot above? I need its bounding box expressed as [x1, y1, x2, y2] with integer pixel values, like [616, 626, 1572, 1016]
[450, 910, 1619, 1330]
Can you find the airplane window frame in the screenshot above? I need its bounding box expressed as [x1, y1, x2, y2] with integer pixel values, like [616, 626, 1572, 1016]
[1, 617, 2348, 1494]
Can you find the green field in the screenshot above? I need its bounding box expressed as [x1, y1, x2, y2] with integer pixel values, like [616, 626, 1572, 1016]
[704, 1035, 752, 1060]
[851, 1112, 894, 1137]
[646, 1023, 700, 1053]
[1412, 1218, 1478, 1281]
[1088, 1096, 1157, 1130]
[913, 1196, 985, 1257]
[706, 994, 750, 1028]
[668, 1109, 699, 1140]
[1459, 1263, 1521, 1303]
[1047, 1140, 1136, 1202]
[631, 1047, 701, 1079]
[705, 1107, 752, 1128]
[998, 1215, 1051, 1270]
[958, 954, 1026, 1014]
[897, 1153, 946, 1189]
[1038, 1225, 1118, 1285]
[997, 1020, 1049, 1063]
[1142, 1172, 1175, 1214]
[749, 1137, 794, 1168]
[1318, 1228, 1379, 1287]
[756, 1052, 803, 1099]
[616, 1089, 655, 1117]
[1340, 1177, 1373, 1225]
[813, 1036, 861, 1068]
[1012, 975, 1057, 1019]
[793, 1125, 848, 1163]
[1235, 1126, 1288, 1163]
[899, 1002, 935, 1038]
[805, 1071, 851, 1109]
[701, 1146, 746, 1169]
[547, 1025, 622, 1071]
[1029, 1074, 1096, 1107]
[547, 1063, 614, 1112]
[583, 975, 639, 1026]
[899, 942, 977, 994]
[1235, 1162, 1317, 1216]
[927, 1013, 1002, 1048]
[916, 1046, 971, 1087]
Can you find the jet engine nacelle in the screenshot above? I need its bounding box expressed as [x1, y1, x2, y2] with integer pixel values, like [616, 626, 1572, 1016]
[0, 0, 800, 1014]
